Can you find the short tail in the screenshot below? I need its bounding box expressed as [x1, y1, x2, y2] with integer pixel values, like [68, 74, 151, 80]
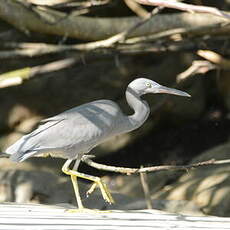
[4, 136, 37, 162]
[0, 152, 9, 158]
[9, 150, 36, 162]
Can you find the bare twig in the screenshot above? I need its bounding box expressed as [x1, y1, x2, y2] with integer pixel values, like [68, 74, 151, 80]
[0, 21, 225, 59]
[0, 3, 228, 59]
[177, 60, 216, 83]
[0, 57, 77, 88]
[0, 39, 199, 61]
[124, 23, 223, 44]
[197, 50, 230, 70]
[124, 0, 149, 18]
[0, 6, 163, 59]
[28, 0, 72, 6]
[82, 155, 230, 174]
[52, 0, 111, 9]
[140, 166, 153, 209]
[2, 151, 230, 175]
[134, 0, 230, 20]
[48, 0, 112, 20]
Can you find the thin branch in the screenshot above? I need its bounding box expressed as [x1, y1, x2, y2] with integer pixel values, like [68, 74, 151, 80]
[53, 0, 111, 9]
[124, 0, 150, 18]
[0, 39, 199, 62]
[197, 50, 230, 70]
[177, 60, 216, 83]
[2, 151, 230, 175]
[82, 155, 230, 175]
[0, 7, 163, 59]
[0, 6, 162, 59]
[124, 23, 223, 44]
[0, 39, 201, 89]
[134, 0, 230, 20]
[0, 57, 78, 88]
[140, 167, 153, 209]
[0, 21, 226, 59]
[28, 0, 72, 6]
[0, 6, 228, 59]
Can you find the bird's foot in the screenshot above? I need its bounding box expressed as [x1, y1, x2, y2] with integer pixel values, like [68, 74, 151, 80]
[86, 182, 97, 196]
[62, 160, 114, 205]
[87, 179, 114, 204]
[65, 208, 111, 214]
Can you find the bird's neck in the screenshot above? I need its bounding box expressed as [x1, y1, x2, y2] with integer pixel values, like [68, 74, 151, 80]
[126, 87, 150, 131]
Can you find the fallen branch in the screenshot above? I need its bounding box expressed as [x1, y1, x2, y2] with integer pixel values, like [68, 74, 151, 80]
[0, 6, 163, 58]
[0, 1, 229, 41]
[134, 0, 230, 20]
[82, 155, 230, 175]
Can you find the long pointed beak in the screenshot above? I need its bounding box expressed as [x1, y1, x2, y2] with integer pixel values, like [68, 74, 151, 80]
[155, 85, 191, 97]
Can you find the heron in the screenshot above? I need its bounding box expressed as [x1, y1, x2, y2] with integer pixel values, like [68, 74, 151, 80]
[5, 78, 190, 210]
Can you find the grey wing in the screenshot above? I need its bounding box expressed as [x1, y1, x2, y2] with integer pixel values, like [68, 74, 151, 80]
[36, 100, 128, 151]
[37, 115, 103, 150]
[6, 113, 103, 162]
[7, 99, 126, 162]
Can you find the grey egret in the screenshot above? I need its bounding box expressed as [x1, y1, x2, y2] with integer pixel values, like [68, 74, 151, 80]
[5, 78, 190, 210]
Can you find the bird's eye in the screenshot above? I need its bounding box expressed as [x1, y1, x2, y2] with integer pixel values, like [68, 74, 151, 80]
[146, 82, 152, 88]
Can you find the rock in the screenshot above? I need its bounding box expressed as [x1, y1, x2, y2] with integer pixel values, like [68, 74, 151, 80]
[0, 157, 64, 175]
[0, 169, 72, 204]
[152, 142, 230, 217]
[7, 105, 38, 129]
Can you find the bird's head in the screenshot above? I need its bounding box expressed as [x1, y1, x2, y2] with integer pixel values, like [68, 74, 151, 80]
[128, 78, 191, 97]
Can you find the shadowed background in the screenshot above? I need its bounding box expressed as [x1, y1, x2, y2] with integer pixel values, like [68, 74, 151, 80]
[0, 0, 230, 217]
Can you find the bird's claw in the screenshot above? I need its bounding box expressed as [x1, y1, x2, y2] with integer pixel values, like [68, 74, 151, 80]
[99, 180, 114, 204]
[65, 208, 111, 213]
[86, 180, 114, 204]
[86, 182, 97, 197]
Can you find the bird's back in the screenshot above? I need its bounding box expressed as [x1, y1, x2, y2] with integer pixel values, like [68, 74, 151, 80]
[6, 100, 130, 162]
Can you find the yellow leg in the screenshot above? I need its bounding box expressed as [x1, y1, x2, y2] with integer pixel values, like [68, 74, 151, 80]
[62, 159, 114, 208]
[70, 175, 84, 209]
